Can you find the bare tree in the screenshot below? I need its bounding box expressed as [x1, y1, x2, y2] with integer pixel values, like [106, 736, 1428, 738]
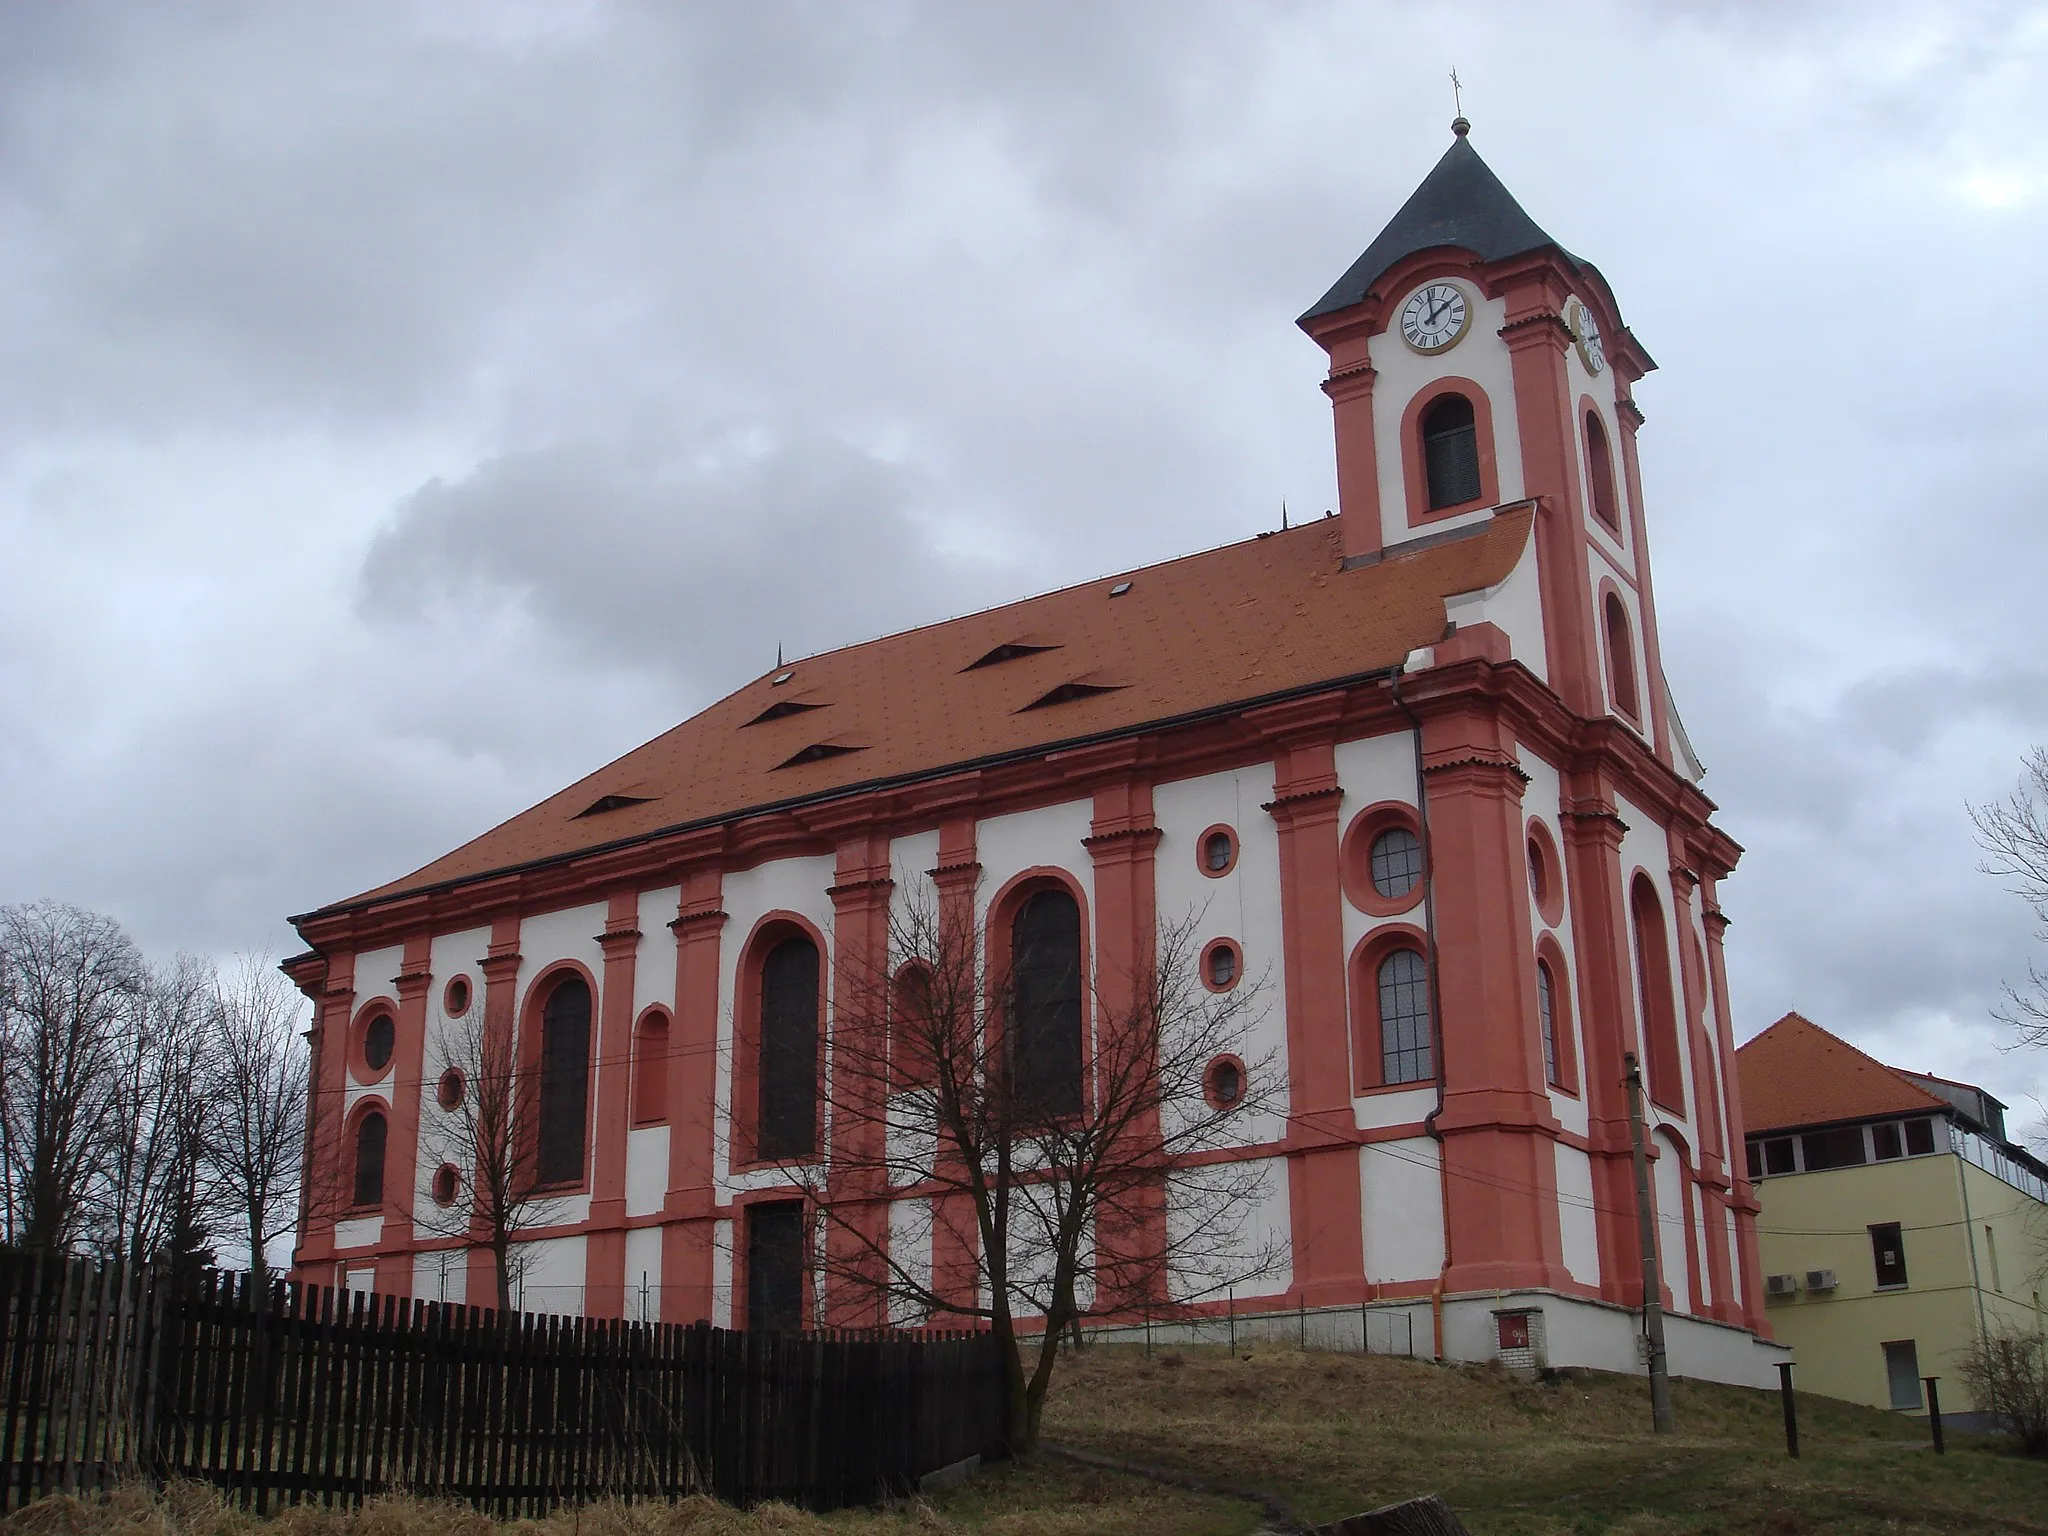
[0, 902, 145, 1254]
[99, 951, 220, 1279]
[1973, 747, 2048, 1051]
[204, 956, 309, 1289]
[415, 1002, 568, 1312]
[1959, 1323, 2048, 1456]
[779, 886, 1282, 1455]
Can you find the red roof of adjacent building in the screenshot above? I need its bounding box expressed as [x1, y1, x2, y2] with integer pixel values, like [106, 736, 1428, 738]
[320, 508, 1534, 913]
[1735, 1012, 1947, 1135]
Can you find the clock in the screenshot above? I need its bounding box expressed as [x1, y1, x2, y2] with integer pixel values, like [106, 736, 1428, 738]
[1399, 282, 1472, 354]
[1567, 298, 1606, 374]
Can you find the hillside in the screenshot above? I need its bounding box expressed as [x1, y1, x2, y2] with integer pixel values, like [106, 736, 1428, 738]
[9, 1346, 2045, 1536]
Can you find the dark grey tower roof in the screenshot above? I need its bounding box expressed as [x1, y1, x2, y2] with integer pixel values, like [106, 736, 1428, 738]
[1300, 133, 1562, 323]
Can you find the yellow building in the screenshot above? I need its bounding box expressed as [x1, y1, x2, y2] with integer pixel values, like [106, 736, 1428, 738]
[1738, 1013, 2048, 1422]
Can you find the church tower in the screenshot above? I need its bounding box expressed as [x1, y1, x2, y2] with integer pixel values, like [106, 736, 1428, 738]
[1299, 120, 1678, 770]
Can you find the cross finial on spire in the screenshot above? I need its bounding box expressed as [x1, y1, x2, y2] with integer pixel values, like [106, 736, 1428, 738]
[1450, 68, 1470, 137]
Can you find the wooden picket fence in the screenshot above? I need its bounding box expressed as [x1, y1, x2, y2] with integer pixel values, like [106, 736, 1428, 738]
[0, 1251, 1005, 1517]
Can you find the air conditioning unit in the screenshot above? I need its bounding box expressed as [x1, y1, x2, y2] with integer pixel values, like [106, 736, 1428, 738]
[1765, 1273, 1800, 1298]
[1805, 1269, 1838, 1293]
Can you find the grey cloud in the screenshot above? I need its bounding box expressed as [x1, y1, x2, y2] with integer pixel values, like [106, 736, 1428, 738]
[356, 430, 1023, 687]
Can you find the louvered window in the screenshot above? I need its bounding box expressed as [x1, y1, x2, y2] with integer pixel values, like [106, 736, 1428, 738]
[1421, 395, 1482, 509]
[1011, 889, 1084, 1118]
[758, 937, 820, 1159]
[536, 977, 591, 1185]
[1378, 949, 1433, 1085]
[352, 1112, 387, 1208]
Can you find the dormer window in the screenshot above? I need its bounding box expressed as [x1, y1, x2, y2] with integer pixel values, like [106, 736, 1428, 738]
[1421, 394, 1482, 509]
[1585, 411, 1621, 531]
[966, 640, 1059, 671]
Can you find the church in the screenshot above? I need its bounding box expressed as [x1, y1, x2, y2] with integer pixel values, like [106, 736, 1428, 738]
[287, 123, 1785, 1386]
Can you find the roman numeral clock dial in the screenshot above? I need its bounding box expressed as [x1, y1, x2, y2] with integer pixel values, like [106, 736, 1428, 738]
[1399, 282, 1471, 353]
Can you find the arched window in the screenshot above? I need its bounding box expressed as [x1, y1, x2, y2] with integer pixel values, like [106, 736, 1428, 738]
[1377, 948, 1433, 1085]
[1011, 888, 1084, 1117]
[632, 1010, 670, 1127]
[1537, 960, 1559, 1088]
[758, 936, 820, 1159]
[1421, 394, 1482, 510]
[891, 963, 935, 1090]
[1630, 875, 1686, 1115]
[1604, 592, 1640, 719]
[1585, 411, 1620, 530]
[536, 976, 591, 1186]
[352, 1111, 387, 1208]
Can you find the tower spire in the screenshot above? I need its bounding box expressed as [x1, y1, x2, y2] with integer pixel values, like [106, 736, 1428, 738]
[1450, 67, 1470, 138]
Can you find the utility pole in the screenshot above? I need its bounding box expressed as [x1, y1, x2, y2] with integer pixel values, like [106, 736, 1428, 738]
[1623, 1051, 1674, 1433]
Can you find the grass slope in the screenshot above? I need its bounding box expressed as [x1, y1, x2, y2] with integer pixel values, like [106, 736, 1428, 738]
[8, 1348, 2044, 1536]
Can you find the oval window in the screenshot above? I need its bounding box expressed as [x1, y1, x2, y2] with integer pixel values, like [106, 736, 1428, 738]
[1203, 830, 1235, 873]
[1206, 944, 1240, 989]
[444, 976, 472, 1016]
[436, 1067, 466, 1111]
[1206, 1057, 1245, 1109]
[363, 1013, 395, 1074]
[431, 1163, 462, 1206]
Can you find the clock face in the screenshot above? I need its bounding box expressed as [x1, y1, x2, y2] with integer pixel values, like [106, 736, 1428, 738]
[1399, 283, 1472, 354]
[1569, 299, 1606, 374]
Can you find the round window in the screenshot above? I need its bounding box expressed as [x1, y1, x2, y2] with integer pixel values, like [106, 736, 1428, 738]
[1206, 1057, 1245, 1109]
[444, 975, 472, 1016]
[363, 1013, 395, 1074]
[1203, 830, 1235, 873]
[1369, 827, 1423, 900]
[431, 1164, 462, 1206]
[1201, 939, 1242, 993]
[436, 1067, 466, 1110]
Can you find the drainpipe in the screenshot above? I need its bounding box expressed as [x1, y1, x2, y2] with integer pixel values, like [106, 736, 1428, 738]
[1392, 667, 1453, 1362]
[1953, 1120, 1990, 1344]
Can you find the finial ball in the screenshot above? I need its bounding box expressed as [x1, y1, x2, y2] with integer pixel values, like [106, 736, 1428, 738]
[1451, 115, 1471, 138]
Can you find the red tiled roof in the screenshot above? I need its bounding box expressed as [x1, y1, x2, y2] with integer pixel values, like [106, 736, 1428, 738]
[1735, 1012, 1947, 1135]
[327, 508, 1535, 911]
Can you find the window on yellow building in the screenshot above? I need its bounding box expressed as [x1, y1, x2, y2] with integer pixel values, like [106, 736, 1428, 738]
[1870, 1223, 1908, 1289]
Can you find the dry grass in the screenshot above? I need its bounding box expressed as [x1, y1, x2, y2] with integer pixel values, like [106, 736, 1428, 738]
[9, 1348, 2047, 1536]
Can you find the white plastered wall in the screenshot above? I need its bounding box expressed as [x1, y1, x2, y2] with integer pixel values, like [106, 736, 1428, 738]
[1554, 1143, 1601, 1287]
[625, 882, 681, 1221]
[411, 925, 491, 1247]
[1165, 1156, 1291, 1303]
[1653, 1127, 1695, 1312]
[1588, 543, 1651, 745]
[340, 942, 404, 1121]
[714, 853, 837, 1199]
[1360, 1138, 1445, 1284]
[1152, 763, 1288, 1151]
[1333, 731, 1432, 1132]
[711, 1218, 734, 1327]
[624, 1225, 662, 1322]
[1367, 286, 1525, 547]
[412, 1248, 466, 1308]
[508, 901, 607, 1230]
[1442, 524, 1548, 684]
[515, 1233, 589, 1317]
[975, 800, 1095, 917]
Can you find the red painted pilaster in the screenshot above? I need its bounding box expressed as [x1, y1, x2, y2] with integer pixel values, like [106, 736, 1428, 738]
[928, 818, 982, 1317]
[1559, 791, 1644, 1306]
[1422, 704, 1567, 1294]
[1253, 698, 1365, 1306]
[826, 829, 894, 1326]
[1498, 271, 1601, 717]
[585, 889, 643, 1318]
[662, 866, 726, 1324]
[1084, 768, 1165, 1313]
[291, 951, 352, 1275]
[383, 937, 434, 1279]
[1701, 891, 1768, 1335]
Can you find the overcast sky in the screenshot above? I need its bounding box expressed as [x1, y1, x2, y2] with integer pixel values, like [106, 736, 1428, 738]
[6, 2, 2047, 1133]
